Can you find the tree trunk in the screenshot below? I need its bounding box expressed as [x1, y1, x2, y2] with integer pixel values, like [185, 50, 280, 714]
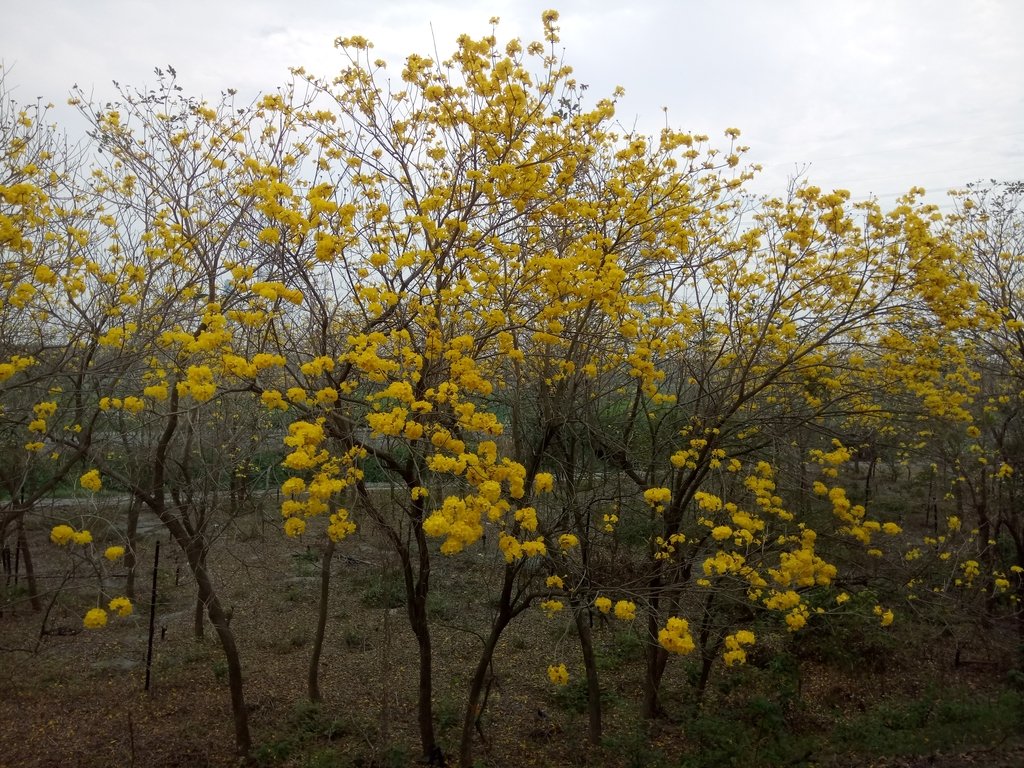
[125, 498, 140, 600]
[694, 651, 715, 711]
[459, 565, 526, 768]
[193, 553, 250, 756]
[308, 539, 336, 703]
[16, 516, 41, 612]
[641, 636, 668, 719]
[393, 527, 438, 761]
[641, 587, 668, 719]
[572, 600, 602, 744]
[864, 455, 878, 505]
[410, 589, 436, 760]
[194, 592, 205, 639]
[155, 500, 251, 757]
[193, 544, 208, 640]
[459, 612, 510, 768]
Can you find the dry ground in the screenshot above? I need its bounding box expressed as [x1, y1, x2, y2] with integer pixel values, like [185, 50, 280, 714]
[1, 501, 1022, 768]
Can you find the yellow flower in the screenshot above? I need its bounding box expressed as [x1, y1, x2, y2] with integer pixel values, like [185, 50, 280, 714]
[874, 605, 895, 627]
[315, 387, 339, 405]
[284, 517, 306, 537]
[533, 472, 554, 493]
[545, 575, 564, 590]
[261, 390, 288, 411]
[540, 599, 564, 616]
[547, 663, 569, 685]
[785, 608, 807, 631]
[80, 469, 102, 493]
[83, 608, 108, 629]
[122, 396, 145, 414]
[104, 545, 126, 561]
[521, 538, 546, 557]
[143, 383, 169, 401]
[72, 530, 93, 546]
[108, 596, 133, 617]
[258, 226, 281, 244]
[594, 596, 612, 614]
[643, 487, 671, 508]
[50, 524, 75, 546]
[658, 617, 695, 655]
[711, 525, 733, 541]
[558, 533, 579, 550]
[613, 600, 636, 621]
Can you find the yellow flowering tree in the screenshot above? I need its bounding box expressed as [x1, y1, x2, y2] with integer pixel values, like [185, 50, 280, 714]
[0, 67, 108, 613]
[270, 14, 634, 764]
[36, 69, 325, 757]
[922, 182, 1024, 653]
[7, 15, 1024, 768]
[512, 181, 964, 718]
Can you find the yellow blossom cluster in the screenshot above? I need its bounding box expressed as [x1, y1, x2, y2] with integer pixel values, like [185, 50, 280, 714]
[279, 431, 361, 541]
[79, 469, 103, 493]
[722, 629, 756, 666]
[658, 617, 696, 655]
[50, 524, 93, 546]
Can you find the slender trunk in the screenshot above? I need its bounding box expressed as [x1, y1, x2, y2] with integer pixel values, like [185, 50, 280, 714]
[308, 539, 336, 703]
[459, 613, 510, 768]
[864, 456, 877, 506]
[361, 478, 438, 761]
[642, 635, 669, 718]
[195, 563, 250, 757]
[393, 528, 437, 760]
[459, 565, 526, 768]
[694, 653, 715, 710]
[194, 592, 205, 639]
[641, 573, 666, 719]
[193, 545, 207, 639]
[155, 509, 250, 755]
[16, 516, 41, 612]
[142, 385, 249, 757]
[125, 498, 140, 600]
[410, 588, 435, 759]
[693, 592, 719, 711]
[572, 600, 602, 744]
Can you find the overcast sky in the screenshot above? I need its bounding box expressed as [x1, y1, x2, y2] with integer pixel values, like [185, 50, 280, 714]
[3, 0, 1022, 207]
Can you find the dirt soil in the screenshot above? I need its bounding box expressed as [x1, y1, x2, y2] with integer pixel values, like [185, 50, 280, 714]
[1, 504, 1022, 768]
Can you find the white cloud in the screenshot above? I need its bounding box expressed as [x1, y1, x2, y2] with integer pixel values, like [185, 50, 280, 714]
[2, 0, 1022, 205]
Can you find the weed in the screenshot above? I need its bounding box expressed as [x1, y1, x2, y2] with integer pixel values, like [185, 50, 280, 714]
[427, 588, 458, 622]
[596, 627, 644, 671]
[359, 575, 405, 609]
[253, 737, 297, 766]
[832, 688, 1024, 758]
[211, 659, 228, 684]
[291, 549, 320, 576]
[301, 748, 345, 768]
[434, 695, 461, 739]
[603, 723, 664, 768]
[379, 744, 410, 768]
[269, 632, 309, 655]
[551, 674, 619, 716]
[343, 630, 371, 652]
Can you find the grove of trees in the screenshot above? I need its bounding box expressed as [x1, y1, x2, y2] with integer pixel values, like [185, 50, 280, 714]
[2, 13, 1023, 767]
